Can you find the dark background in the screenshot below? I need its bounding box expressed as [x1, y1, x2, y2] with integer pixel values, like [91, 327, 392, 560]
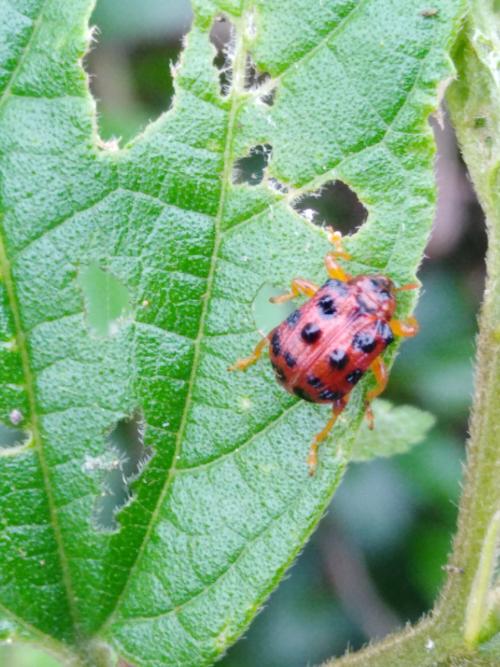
[2, 1, 486, 665]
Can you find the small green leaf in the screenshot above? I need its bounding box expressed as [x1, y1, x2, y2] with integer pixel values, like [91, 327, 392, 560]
[350, 399, 436, 462]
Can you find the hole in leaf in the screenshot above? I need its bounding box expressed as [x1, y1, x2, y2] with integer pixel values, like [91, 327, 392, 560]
[252, 283, 295, 332]
[0, 421, 29, 451]
[86, 0, 193, 143]
[293, 180, 368, 235]
[210, 14, 234, 96]
[79, 263, 132, 337]
[233, 144, 272, 186]
[259, 85, 276, 107]
[244, 54, 272, 92]
[85, 411, 153, 532]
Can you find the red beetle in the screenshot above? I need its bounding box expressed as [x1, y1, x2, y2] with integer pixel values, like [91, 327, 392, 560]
[230, 230, 419, 474]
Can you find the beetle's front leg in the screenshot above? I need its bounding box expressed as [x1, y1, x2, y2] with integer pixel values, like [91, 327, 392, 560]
[325, 228, 351, 260]
[324, 254, 352, 282]
[308, 396, 347, 476]
[324, 228, 352, 282]
[270, 278, 319, 304]
[389, 316, 419, 338]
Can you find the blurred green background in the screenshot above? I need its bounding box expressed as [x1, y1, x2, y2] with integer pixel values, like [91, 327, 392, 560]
[2, 1, 486, 665]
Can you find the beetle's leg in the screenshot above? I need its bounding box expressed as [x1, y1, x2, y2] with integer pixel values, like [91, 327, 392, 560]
[395, 281, 421, 292]
[228, 336, 268, 372]
[324, 254, 352, 282]
[326, 228, 351, 260]
[270, 278, 319, 304]
[364, 356, 389, 429]
[367, 356, 389, 402]
[308, 396, 347, 476]
[389, 316, 419, 338]
[324, 228, 352, 282]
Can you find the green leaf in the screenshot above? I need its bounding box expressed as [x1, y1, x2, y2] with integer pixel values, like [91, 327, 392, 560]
[0, 1, 463, 665]
[350, 399, 436, 462]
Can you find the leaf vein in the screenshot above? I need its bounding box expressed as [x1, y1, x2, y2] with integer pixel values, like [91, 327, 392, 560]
[176, 397, 300, 473]
[115, 478, 310, 624]
[0, 0, 51, 113]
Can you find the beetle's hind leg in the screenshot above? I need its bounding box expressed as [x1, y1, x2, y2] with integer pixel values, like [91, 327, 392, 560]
[364, 317, 420, 427]
[270, 278, 319, 304]
[308, 396, 347, 476]
[364, 356, 389, 429]
[229, 336, 268, 372]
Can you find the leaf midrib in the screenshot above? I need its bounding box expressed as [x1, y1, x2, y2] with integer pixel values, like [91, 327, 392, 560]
[97, 15, 250, 636]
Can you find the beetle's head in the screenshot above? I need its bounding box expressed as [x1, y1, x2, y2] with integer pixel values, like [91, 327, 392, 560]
[353, 275, 397, 318]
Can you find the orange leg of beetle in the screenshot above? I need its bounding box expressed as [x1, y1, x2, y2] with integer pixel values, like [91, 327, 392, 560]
[363, 317, 419, 426]
[365, 356, 389, 429]
[325, 254, 352, 282]
[228, 336, 268, 372]
[325, 228, 351, 260]
[395, 282, 421, 292]
[324, 228, 352, 282]
[270, 278, 319, 304]
[389, 316, 419, 338]
[308, 397, 347, 476]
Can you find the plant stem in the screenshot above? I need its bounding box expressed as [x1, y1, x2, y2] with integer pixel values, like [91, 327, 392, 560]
[436, 0, 500, 637]
[323, 3, 500, 665]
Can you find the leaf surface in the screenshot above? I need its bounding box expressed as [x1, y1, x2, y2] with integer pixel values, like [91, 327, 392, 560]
[0, 1, 463, 665]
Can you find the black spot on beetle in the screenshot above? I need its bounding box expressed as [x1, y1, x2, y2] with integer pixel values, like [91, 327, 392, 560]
[346, 369, 364, 385]
[376, 320, 395, 346]
[284, 351, 297, 368]
[307, 374, 323, 388]
[271, 331, 281, 356]
[324, 279, 348, 295]
[294, 387, 314, 402]
[352, 330, 376, 353]
[379, 289, 391, 301]
[317, 294, 337, 316]
[319, 388, 344, 401]
[271, 361, 286, 383]
[329, 348, 349, 370]
[286, 309, 301, 327]
[301, 322, 322, 344]
[355, 293, 376, 314]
